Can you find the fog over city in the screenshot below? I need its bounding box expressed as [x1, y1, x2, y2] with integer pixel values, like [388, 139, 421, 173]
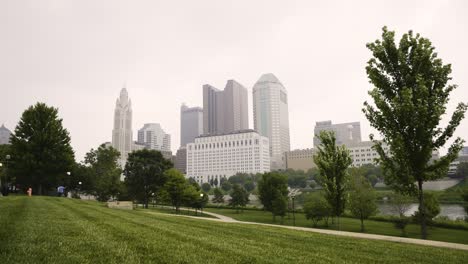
[1, 0, 467, 161]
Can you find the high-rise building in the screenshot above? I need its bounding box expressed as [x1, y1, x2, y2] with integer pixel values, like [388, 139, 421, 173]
[203, 80, 248, 135]
[313, 120, 361, 147]
[112, 88, 133, 167]
[186, 130, 270, 184]
[137, 123, 171, 152]
[174, 147, 187, 174]
[0, 124, 12, 145]
[180, 104, 203, 147]
[285, 149, 316, 171]
[253, 73, 291, 170]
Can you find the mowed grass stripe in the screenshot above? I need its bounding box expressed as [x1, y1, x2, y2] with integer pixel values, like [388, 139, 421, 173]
[1, 197, 467, 264]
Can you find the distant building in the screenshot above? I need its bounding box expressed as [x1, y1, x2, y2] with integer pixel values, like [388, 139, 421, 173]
[180, 104, 203, 147]
[285, 149, 316, 171]
[253, 73, 291, 170]
[0, 124, 12, 145]
[347, 141, 389, 167]
[186, 130, 270, 184]
[174, 147, 187, 174]
[313, 120, 361, 147]
[112, 87, 133, 167]
[137, 123, 171, 152]
[203, 80, 248, 135]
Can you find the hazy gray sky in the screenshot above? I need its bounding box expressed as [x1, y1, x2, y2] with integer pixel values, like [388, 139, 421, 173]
[1, 0, 467, 161]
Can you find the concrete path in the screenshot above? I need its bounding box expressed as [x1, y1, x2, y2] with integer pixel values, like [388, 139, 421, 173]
[145, 207, 468, 251]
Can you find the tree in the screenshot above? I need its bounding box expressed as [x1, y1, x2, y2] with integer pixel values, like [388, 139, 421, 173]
[221, 180, 232, 192]
[82, 145, 122, 201]
[244, 181, 255, 192]
[313, 131, 352, 228]
[363, 27, 467, 238]
[201, 182, 211, 192]
[0, 144, 11, 193]
[303, 194, 332, 227]
[257, 172, 289, 221]
[163, 168, 190, 213]
[229, 184, 249, 213]
[348, 174, 378, 232]
[212, 187, 225, 204]
[413, 192, 440, 225]
[9, 103, 75, 195]
[389, 192, 412, 236]
[124, 149, 173, 208]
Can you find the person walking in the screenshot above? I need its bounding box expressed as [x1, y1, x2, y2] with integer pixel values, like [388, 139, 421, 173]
[27, 187, 32, 197]
[57, 186, 65, 197]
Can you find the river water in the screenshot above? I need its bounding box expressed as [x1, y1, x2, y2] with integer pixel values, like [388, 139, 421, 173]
[377, 203, 467, 220]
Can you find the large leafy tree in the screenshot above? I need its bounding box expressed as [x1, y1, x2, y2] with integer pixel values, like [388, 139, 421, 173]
[164, 168, 192, 213]
[82, 145, 122, 201]
[363, 27, 467, 238]
[229, 184, 249, 213]
[9, 103, 75, 195]
[257, 172, 289, 221]
[124, 149, 173, 208]
[313, 130, 352, 228]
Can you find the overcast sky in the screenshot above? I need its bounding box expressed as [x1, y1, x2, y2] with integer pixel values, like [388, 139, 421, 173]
[1, 0, 467, 161]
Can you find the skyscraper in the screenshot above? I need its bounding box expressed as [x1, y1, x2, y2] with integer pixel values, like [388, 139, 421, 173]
[253, 73, 290, 170]
[137, 123, 171, 152]
[313, 120, 361, 147]
[0, 124, 12, 145]
[180, 104, 203, 147]
[112, 87, 133, 167]
[203, 80, 248, 135]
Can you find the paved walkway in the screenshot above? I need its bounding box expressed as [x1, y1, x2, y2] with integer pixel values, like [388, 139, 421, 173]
[146, 207, 468, 251]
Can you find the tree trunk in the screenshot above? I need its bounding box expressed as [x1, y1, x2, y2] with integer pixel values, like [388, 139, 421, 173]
[418, 180, 427, 239]
[360, 216, 364, 232]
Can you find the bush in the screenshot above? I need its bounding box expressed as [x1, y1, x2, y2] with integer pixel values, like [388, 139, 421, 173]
[303, 194, 332, 227]
[412, 192, 440, 225]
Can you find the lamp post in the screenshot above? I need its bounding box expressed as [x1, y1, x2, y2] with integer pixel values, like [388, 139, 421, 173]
[200, 193, 204, 215]
[0, 162, 3, 196]
[292, 195, 296, 226]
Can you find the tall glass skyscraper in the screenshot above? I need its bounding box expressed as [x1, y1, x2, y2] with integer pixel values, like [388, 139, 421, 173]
[253, 73, 290, 170]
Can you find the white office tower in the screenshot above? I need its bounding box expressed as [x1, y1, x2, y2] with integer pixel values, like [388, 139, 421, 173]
[180, 104, 203, 147]
[203, 80, 249, 135]
[313, 121, 362, 147]
[137, 123, 171, 152]
[112, 87, 133, 167]
[186, 130, 270, 184]
[253, 73, 291, 170]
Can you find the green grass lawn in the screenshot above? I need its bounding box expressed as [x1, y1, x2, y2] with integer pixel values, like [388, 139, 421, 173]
[144, 205, 215, 218]
[1, 197, 467, 263]
[204, 207, 468, 245]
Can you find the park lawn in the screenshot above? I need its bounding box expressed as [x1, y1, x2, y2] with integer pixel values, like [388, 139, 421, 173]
[144, 205, 215, 218]
[204, 207, 468, 244]
[0, 197, 467, 264]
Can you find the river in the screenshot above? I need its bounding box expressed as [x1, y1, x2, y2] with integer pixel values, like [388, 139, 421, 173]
[377, 203, 467, 220]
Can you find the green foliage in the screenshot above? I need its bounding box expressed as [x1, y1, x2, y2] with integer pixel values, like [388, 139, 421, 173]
[258, 172, 289, 219]
[313, 131, 352, 220]
[212, 187, 224, 204]
[413, 193, 441, 225]
[348, 174, 378, 232]
[221, 180, 232, 192]
[229, 184, 249, 212]
[0, 144, 11, 190]
[463, 189, 468, 216]
[81, 144, 122, 202]
[9, 102, 75, 195]
[124, 149, 173, 208]
[303, 194, 332, 227]
[363, 26, 467, 238]
[201, 182, 211, 192]
[163, 168, 192, 213]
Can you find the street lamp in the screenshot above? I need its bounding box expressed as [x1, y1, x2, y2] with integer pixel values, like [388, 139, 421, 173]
[291, 195, 296, 226]
[66, 171, 71, 176]
[200, 193, 204, 215]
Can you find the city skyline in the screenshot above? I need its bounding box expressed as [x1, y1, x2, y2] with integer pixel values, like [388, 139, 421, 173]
[1, 1, 467, 161]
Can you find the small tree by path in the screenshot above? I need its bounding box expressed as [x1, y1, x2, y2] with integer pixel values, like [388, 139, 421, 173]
[201, 182, 211, 192]
[303, 194, 332, 227]
[348, 174, 378, 232]
[313, 131, 352, 229]
[389, 192, 412, 236]
[258, 172, 289, 222]
[363, 26, 467, 239]
[212, 187, 225, 205]
[229, 184, 249, 213]
[124, 149, 173, 208]
[164, 168, 190, 213]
